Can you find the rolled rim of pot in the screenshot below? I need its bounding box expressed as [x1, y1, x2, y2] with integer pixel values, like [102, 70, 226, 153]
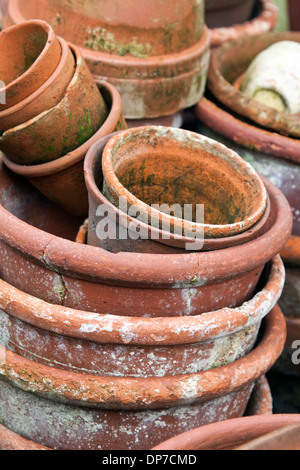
[196, 97, 300, 165]
[0, 305, 287, 409]
[0, 255, 284, 346]
[0, 35, 75, 133]
[151, 413, 300, 450]
[235, 423, 300, 450]
[84, 132, 273, 252]
[1, 79, 124, 176]
[209, 0, 278, 48]
[207, 31, 300, 138]
[100, 126, 268, 239]
[0, 157, 292, 288]
[0, 19, 61, 110]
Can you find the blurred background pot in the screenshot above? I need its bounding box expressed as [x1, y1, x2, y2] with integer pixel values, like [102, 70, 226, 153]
[205, 0, 256, 29]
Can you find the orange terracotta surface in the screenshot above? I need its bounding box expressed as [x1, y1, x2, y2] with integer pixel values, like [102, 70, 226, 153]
[236, 424, 300, 450]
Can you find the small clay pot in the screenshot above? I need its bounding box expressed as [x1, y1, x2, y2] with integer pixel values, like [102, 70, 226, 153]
[85, 133, 272, 253]
[2, 80, 126, 216]
[152, 413, 300, 450]
[205, 0, 256, 29]
[0, 44, 108, 165]
[209, 0, 278, 49]
[100, 126, 267, 240]
[236, 424, 300, 450]
[0, 35, 75, 132]
[0, 306, 287, 450]
[208, 31, 300, 138]
[0, 20, 61, 110]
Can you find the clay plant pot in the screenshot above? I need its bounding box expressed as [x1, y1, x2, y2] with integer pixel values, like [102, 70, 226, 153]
[0, 376, 271, 451]
[0, 306, 287, 450]
[207, 31, 300, 138]
[2, 80, 126, 216]
[209, 0, 278, 49]
[205, 0, 256, 29]
[0, 20, 61, 111]
[0, 157, 291, 316]
[0, 254, 285, 377]
[288, 0, 300, 31]
[236, 423, 300, 450]
[0, 36, 75, 133]
[152, 413, 300, 450]
[0, 43, 108, 165]
[4, 0, 210, 119]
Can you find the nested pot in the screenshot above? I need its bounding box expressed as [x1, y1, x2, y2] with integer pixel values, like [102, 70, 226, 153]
[205, 0, 256, 29]
[0, 157, 292, 316]
[152, 413, 300, 450]
[0, 43, 108, 165]
[0, 35, 75, 132]
[0, 306, 287, 450]
[4, 0, 210, 119]
[2, 80, 126, 216]
[0, 20, 61, 110]
[0, 375, 272, 451]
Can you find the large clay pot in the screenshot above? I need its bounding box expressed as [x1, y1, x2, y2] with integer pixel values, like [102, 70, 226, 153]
[0, 158, 292, 316]
[209, 0, 278, 49]
[2, 80, 126, 216]
[0, 36, 75, 133]
[0, 44, 108, 165]
[0, 375, 272, 451]
[205, 0, 256, 29]
[0, 20, 61, 110]
[0, 306, 287, 450]
[152, 413, 300, 450]
[4, 0, 210, 119]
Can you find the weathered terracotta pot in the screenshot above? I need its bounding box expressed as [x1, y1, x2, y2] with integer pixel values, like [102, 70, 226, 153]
[0, 375, 272, 451]
[208, 31, 300, 138]
[0, 306, 287, 450]
[0, 36, 75, 133]
[0, 158, 291, 316]
[4, 0, 210, 119]
[0, 44, 108, 165]
[0, 20, 61, 111]
[205, 0, 256, 29]
[236, 423, 300, 450]
[0, 255, 285, 377]
[152, 413, 300, 450]
[2, 80, 126, 216]
[209, 0, 278, 49]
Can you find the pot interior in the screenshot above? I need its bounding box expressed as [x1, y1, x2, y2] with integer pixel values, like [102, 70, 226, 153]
[107, 128, 264, 227]
[0, 22, 49, 85]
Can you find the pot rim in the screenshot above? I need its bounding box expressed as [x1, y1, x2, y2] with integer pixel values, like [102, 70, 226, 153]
[235, 423, 300, 450]
[0, 255, 284, 346]
[0, 305, 286, 409]
[209, 0, 278, 48]
[196, 97, 300, 165]
[0, 158, 292, 287]
[100, 126, 268, 239]
[152, 413, 300, 450]
[1, 79, 123, 176]
[0, 35, 71, 124]
[0, 19, 59, 103]
[208, 31, 300, 138]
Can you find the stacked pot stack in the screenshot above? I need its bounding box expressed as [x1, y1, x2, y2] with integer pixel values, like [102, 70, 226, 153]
[196, 31, 300, 376]
[0, 20, 127, 216]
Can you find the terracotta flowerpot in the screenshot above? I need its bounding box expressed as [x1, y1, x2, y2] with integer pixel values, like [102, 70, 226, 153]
[0, 36, 75, 133]
[236, 424, 300, 450]
[0, 44, 108, 165]
[0, 376, 272, 451]
[0, 306, 287, 450]
[0, 254, 285, 377]
[0, 20, 61, 111]
[205, 0, 256, 29]
[209, 0, 278, 49]
[2, 80, 126, 216]
[207, 32, 300, 138]
[0, 157, 291, 316]
[4, 0, 210, 119]
[152, 413, 300, 450]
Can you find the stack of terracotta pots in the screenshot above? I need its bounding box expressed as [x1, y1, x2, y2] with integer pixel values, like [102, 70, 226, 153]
[196, 31, 300, 377]
[0, 20, 127, 216]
